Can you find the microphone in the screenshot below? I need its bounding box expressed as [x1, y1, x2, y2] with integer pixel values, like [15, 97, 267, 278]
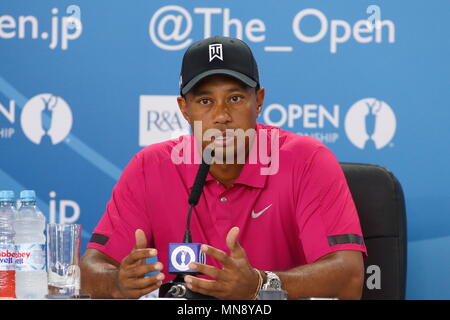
[159, 149, 216, 299]
[184, 154, 212, 243]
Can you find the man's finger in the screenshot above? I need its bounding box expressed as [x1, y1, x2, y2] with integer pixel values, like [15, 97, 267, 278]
[122, 248, 157, 267]
[226, 227, 246, 258]
[201, 245, 233, 268]
[184, 276, 222, 295]
[124, 272, 165, 290]
[135, 229, 147, 249]
[188, 262, 228, 281]
[126, 261, 164, 279]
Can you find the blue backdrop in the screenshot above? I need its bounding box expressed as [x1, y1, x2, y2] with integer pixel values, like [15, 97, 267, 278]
[0, 0, 449, 299]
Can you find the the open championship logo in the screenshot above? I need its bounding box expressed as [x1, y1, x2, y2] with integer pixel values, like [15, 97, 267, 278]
[20, 93, 73, 145]
[344, 98, 396, 150]
[171, 245, 196, 272]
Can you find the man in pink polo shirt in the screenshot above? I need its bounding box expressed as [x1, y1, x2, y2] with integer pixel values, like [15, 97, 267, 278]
[81, 36, 366, 300]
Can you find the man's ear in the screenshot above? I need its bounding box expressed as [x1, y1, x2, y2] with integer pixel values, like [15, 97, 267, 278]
[256, 88, 265, 117]
[177, 96, 191, 124]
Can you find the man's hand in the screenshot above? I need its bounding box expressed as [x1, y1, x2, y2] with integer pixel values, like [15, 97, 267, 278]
[183, 227, 260, 300]
[116, 229, 165, 298]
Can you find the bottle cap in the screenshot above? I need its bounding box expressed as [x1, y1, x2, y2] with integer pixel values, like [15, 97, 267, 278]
[0, 190, 15, 201]
[20, 190, 36, 202]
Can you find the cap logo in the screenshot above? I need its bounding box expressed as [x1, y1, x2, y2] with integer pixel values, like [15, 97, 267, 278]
[209, 43, 223, 62]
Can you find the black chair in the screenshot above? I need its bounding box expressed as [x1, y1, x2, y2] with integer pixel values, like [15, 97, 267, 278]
[340, 162, 407, 300]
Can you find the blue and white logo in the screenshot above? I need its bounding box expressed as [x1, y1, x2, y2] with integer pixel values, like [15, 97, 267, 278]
[171, 245, 196, 272]
[20, 93, 73, 145]
[139, 95, 190, 147]
[344, 98, 396, 150]
[168, 243, 206, 273]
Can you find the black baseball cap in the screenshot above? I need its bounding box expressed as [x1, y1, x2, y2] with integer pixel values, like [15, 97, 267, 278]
[179, 36, 260, 96]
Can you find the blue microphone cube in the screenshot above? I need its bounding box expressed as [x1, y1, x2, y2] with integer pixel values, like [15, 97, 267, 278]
[168, 243, 205, 274]
[145, 256, 160, 277]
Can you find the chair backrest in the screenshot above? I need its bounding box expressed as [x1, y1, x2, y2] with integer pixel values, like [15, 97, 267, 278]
[340, 162, 407, 300]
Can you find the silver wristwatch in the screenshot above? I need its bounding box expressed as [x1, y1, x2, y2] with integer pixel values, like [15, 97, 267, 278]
[261, 271, 282, 290]
[258, 271, 288, 300]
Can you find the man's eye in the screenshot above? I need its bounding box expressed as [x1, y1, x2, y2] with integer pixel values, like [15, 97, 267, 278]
[230, 96, 242, 103]
[199, 99, 210, 105]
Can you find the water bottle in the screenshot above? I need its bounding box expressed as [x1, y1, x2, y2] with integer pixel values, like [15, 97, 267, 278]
[0, 190, 17, 298]
[14, 190, 48, 299]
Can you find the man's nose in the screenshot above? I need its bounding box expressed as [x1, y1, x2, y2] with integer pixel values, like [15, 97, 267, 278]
[212, 100, 232, 124]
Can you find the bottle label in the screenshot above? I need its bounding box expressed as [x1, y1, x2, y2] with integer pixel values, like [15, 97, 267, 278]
[15, 244, 46, 271]
[0, 244, 16, 271]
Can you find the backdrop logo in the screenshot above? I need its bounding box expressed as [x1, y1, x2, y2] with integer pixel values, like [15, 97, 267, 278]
[0, 7, 82, 50]
[262, 103, 340, 144]
[261, 99, 396, 149]
[139, 95, 190, 146]
[48, 191, 80, 224]
[148, 6, 395, 53]
[344, 98, 396, 149]
[20, 94, 73, 145]
[149, 5, 193, 51]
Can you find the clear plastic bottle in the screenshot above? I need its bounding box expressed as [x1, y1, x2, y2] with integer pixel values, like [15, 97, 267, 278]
[13, 190, 47, 299]
[0, 190, 17, 298]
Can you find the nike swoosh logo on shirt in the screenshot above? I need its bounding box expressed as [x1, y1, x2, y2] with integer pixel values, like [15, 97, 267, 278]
[251, 204, 272, 218]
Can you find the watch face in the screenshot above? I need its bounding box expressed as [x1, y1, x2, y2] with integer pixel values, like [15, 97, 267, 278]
[262, 271, 282, 291]
[268, 278, 281, 290]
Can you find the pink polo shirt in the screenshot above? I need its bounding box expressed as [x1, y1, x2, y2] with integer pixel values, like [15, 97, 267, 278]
[87, 123, 367, 283]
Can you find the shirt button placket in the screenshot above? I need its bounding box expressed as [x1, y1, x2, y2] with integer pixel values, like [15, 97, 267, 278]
[218, 194, 231, 236]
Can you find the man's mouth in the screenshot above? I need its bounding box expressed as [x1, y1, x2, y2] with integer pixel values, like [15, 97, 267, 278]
[213, 133, 235, 147]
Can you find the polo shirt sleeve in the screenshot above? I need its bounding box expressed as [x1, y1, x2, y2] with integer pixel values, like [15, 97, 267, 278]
[295, 145, 367, 264]
[86, 153, 152, 263]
